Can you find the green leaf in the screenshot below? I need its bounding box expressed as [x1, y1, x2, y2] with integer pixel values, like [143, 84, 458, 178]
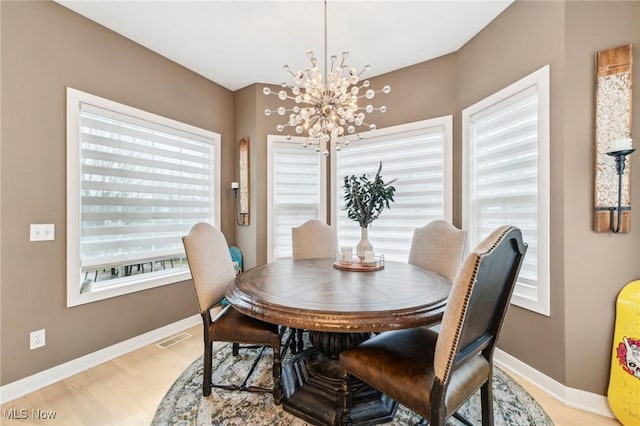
[342, 162, 397, 227]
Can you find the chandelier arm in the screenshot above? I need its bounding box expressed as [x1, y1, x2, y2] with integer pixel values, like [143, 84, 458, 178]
[307, 114, 322, 129]
[357, 106, 385, 111]
[265, 91, 298, 102]
[339, 51, 348, 69]
[282, 65, 296, 78]
[360, 120, 376, 131]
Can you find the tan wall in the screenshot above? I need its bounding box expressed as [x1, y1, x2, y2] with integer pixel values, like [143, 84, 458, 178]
[233, 83, 279, 269]
[233, 85, 258, 268]
[253, 86, 276, 267]
[562, 1, 640, 394]
[0, 1, 235, 385]
[458, 0, 640, 394]
[368, 53, 461, 222]
[457, 0, 569, 386]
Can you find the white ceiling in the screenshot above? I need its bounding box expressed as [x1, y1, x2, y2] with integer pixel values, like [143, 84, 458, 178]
[55, 0, 514, 91]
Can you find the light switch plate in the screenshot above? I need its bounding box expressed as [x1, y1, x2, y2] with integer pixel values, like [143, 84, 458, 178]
[30, 224, 55, 241]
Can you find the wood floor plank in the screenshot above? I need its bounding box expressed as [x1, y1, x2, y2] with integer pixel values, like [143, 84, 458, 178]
[0, 325, 619, 425]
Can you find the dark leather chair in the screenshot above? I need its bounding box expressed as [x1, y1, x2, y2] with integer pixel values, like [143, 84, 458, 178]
[339, 225, 527, 425]
[182, 223, 282, 403]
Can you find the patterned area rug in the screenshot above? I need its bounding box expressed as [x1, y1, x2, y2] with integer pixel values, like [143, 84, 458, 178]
[153, 341, 553, 425]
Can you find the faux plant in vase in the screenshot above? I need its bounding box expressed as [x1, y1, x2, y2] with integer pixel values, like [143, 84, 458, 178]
[343, 162, 397, 260]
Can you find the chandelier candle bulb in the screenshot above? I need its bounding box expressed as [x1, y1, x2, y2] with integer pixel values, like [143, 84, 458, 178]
[610, 138, 633, 153]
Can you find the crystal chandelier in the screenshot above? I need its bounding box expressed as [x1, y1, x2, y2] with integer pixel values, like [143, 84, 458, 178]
[263, 0, 390, 156]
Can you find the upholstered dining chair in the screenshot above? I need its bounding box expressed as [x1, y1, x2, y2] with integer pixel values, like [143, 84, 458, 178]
[292, 219, 339, 260]
[408, 220, 467, 282]
[290, 219, 339, 352]
[339, 225, 527, 426]
[182, 222, 282, 404]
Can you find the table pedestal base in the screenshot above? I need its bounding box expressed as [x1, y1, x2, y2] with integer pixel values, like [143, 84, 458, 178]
[282, 348, 397, 426]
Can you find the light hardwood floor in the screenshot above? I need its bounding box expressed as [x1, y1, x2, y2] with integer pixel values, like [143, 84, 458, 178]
[1, 325, 620, 425]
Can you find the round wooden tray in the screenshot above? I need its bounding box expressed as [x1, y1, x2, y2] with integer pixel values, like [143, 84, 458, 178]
[333, 259, 384, 272]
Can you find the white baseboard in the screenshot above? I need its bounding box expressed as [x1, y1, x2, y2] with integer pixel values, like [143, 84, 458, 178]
[0, 321, 617, 419]
[0, 315, 201, 405]
[494, 348, 615, 419]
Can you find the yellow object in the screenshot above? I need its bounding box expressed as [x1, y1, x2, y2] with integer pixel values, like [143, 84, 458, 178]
[608, 280, 640, 425]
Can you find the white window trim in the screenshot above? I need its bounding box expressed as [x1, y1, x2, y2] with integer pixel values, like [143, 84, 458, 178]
[462, 65, 550, 316]
[266, 134, 327, 262]
[330, 116, 454, 233]
[66, 87, 221, 307]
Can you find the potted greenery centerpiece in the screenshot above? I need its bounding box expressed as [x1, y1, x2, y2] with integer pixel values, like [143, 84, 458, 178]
[343, 162, 397, 260]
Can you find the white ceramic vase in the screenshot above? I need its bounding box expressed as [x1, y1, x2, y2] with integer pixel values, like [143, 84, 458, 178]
[356, 226, 373, 260]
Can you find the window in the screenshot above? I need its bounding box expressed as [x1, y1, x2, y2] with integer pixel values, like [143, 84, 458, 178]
[267, 118, 451, 263]
[332, 117, 453, 262]
[462, 65, 550, 315]
[267, 135, 327, 261]
[66, 88, 221, 307]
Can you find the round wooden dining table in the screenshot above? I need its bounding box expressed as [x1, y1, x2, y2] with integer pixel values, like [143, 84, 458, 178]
[225, 258, 451, 426]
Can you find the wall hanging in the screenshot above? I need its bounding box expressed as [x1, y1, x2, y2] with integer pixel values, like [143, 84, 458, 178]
[594, 44, 634, 233]
[231, 137, 250, 226]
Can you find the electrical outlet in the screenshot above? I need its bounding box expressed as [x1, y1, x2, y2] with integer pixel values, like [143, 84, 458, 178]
[30, 329, 45, 350]
[30, 224, 55, 241]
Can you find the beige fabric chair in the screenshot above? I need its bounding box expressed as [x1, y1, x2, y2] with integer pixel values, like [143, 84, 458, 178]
[292, 219, 338, 259]
[290, 219, 338, 352]
[408, 220, 467, 282]
[182, 223, 282, 403]
[339, 226, 527, 426]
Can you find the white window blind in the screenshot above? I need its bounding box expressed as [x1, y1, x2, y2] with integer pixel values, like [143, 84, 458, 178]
[268, 136, 326, 261]
[333, 117, 452, 262]
[67, 87, 221, 306]
[79, 103, 216, 270]
[462, 65, 550, 315]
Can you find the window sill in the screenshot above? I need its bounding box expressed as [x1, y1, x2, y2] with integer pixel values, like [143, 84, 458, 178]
[67, 269, 191, 307]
